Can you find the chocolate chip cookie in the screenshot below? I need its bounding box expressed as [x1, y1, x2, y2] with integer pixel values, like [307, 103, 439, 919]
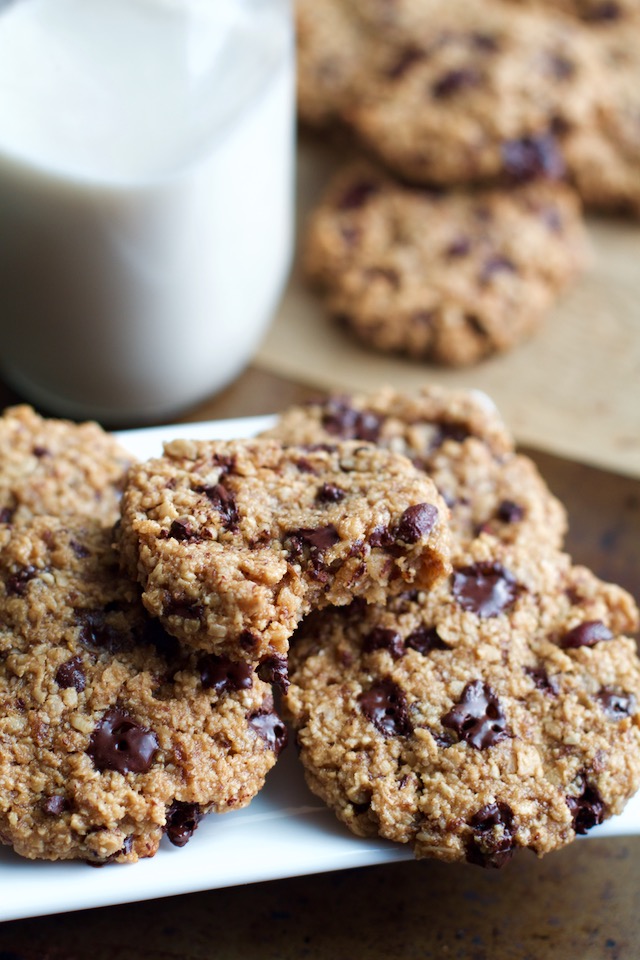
[563, 23, 640, 214]
[117, 438, 451, 672]
[0, 516, 285, 863]
[260, 386, 568, 551]
[302, 162, 589, 365]
[284, 537, 640, 865]
[0, 405, 133, 527]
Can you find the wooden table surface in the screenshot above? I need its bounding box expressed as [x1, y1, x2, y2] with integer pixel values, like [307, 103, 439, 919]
[1, 367, 639, 960]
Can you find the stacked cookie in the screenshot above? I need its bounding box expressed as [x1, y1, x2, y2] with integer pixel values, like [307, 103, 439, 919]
[262, 386, 640, 865]
[1, 391, 639, 869]
[0, 404, 451, 863]
[296, 0, 639, 363]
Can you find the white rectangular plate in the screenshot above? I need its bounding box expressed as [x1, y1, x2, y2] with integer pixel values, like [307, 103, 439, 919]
[1, 415, 639, 924]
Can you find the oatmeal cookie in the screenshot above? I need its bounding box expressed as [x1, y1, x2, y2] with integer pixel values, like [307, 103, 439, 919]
[117, 438, 451, 671]
[0, 517, 286, 863]
[0, 405, 133, 527]
[261, 387, 568, 551]
[303, 162, 589, 365]
[345, 3, 603, 187]
[285, 537, 640, 865]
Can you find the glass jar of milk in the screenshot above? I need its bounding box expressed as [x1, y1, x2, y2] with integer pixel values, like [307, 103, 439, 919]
[0, 0, 294, 424]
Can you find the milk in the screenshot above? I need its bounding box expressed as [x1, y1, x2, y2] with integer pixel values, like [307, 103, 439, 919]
[0, 0, 294, 423]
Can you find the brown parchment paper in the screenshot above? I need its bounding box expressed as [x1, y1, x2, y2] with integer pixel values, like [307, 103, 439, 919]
[255, 138, 640, 478]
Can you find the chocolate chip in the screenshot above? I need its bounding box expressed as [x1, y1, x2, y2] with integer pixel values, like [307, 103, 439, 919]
[338, 181, 379, 211]
[0, 506, 14, 524]
[597, 687, 637, 720]
[480, 255, 516, 284]
[496, 500, 525, 523]
[467, 802, 515, 868]
[165, 801, 203, 847]
[70, 539, 91, 559]
[431, 422, 471, 449]
[239, 630, 259, 652]
[363, 627, 405, 659]
[567, 782, 605, 834]
[41, 795, 68, 816]
[55, 656, 86, 693]
[196, 483, 239, 532]
[405, 625, 449, 655]
[199, 655, 253, 694]
[432, 67, 482, 98]
[452, 562, 519, 618]
[32, 445, 49, 457]
[321, 397, 383, 442]
[546, 53, 575, 80]
[163, 594, 204, 621]
[387, 46, 425, 79]
[249, 710, 288, 756]
[286, 524, 340, 563]
[359, 679, 412, 737]
[442, 680, 509, 749]
[561, 620, 613, 649]
[87, 708, 158, 774]
[394, 503, 438, 544]
[6, 564, 38, 595]
[78, 611, 130, 652]
[446, 236, 472, 258]
[471, 32, 500, 52]
[583, 1, 620, 19]
[257, 655, 289, 693]
[525, 665, 559, 696]
[316, 483, 346, 504]
[502, 133, 565, 182]
[168, 517, 197, 541]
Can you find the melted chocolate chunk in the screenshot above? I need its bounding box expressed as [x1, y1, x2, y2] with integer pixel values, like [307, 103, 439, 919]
[387, 46, 425, 79]
[87, 708, 158, 774]
[452, 562, 519, 618]
[70, 539, 91, 559]
[6, 564, 38, 596]
[199, 655, 253, 694]
[140, 619, 182, 661]
[78, 611, 130, 653]
[165, 801, 203, 847]
[597, 687, 637, 720]
[480, 255, 516, 283]
[496, 500, 525, 523]
[446, 236, 472, 258]
[502, 133, 565, 182]
[525, 665, 559, 696]
[41, 795, 68, 816]
[196, 482, 239, 532]
[442, 680, 509, 749]
[55, 656, 86, 693]
[561, 620, 613, 649]
[432, 67, 482, 98]
[249, 710, 288, 756]
[0, 506, 14, 524]
[583, 1, 620, 19]
[163, 594, 204, 621]
[239, 630, 259, 653]
[257, 655, 290, 693]
[316, 482, 346, 504]
[338, 181, 379, 211]
[363, 627, 405, 660]
[431, 422, 471, 449]
[286, 525, 340, 565]
[321, 397, 383, 442]
[168, 517, 197, 541]
[467, 802, 515, 869]
[394, 503, 438, 543]
[359, 679, 412, 737]
[566, 782, 605, 834]
[405, 625, 449, 655]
